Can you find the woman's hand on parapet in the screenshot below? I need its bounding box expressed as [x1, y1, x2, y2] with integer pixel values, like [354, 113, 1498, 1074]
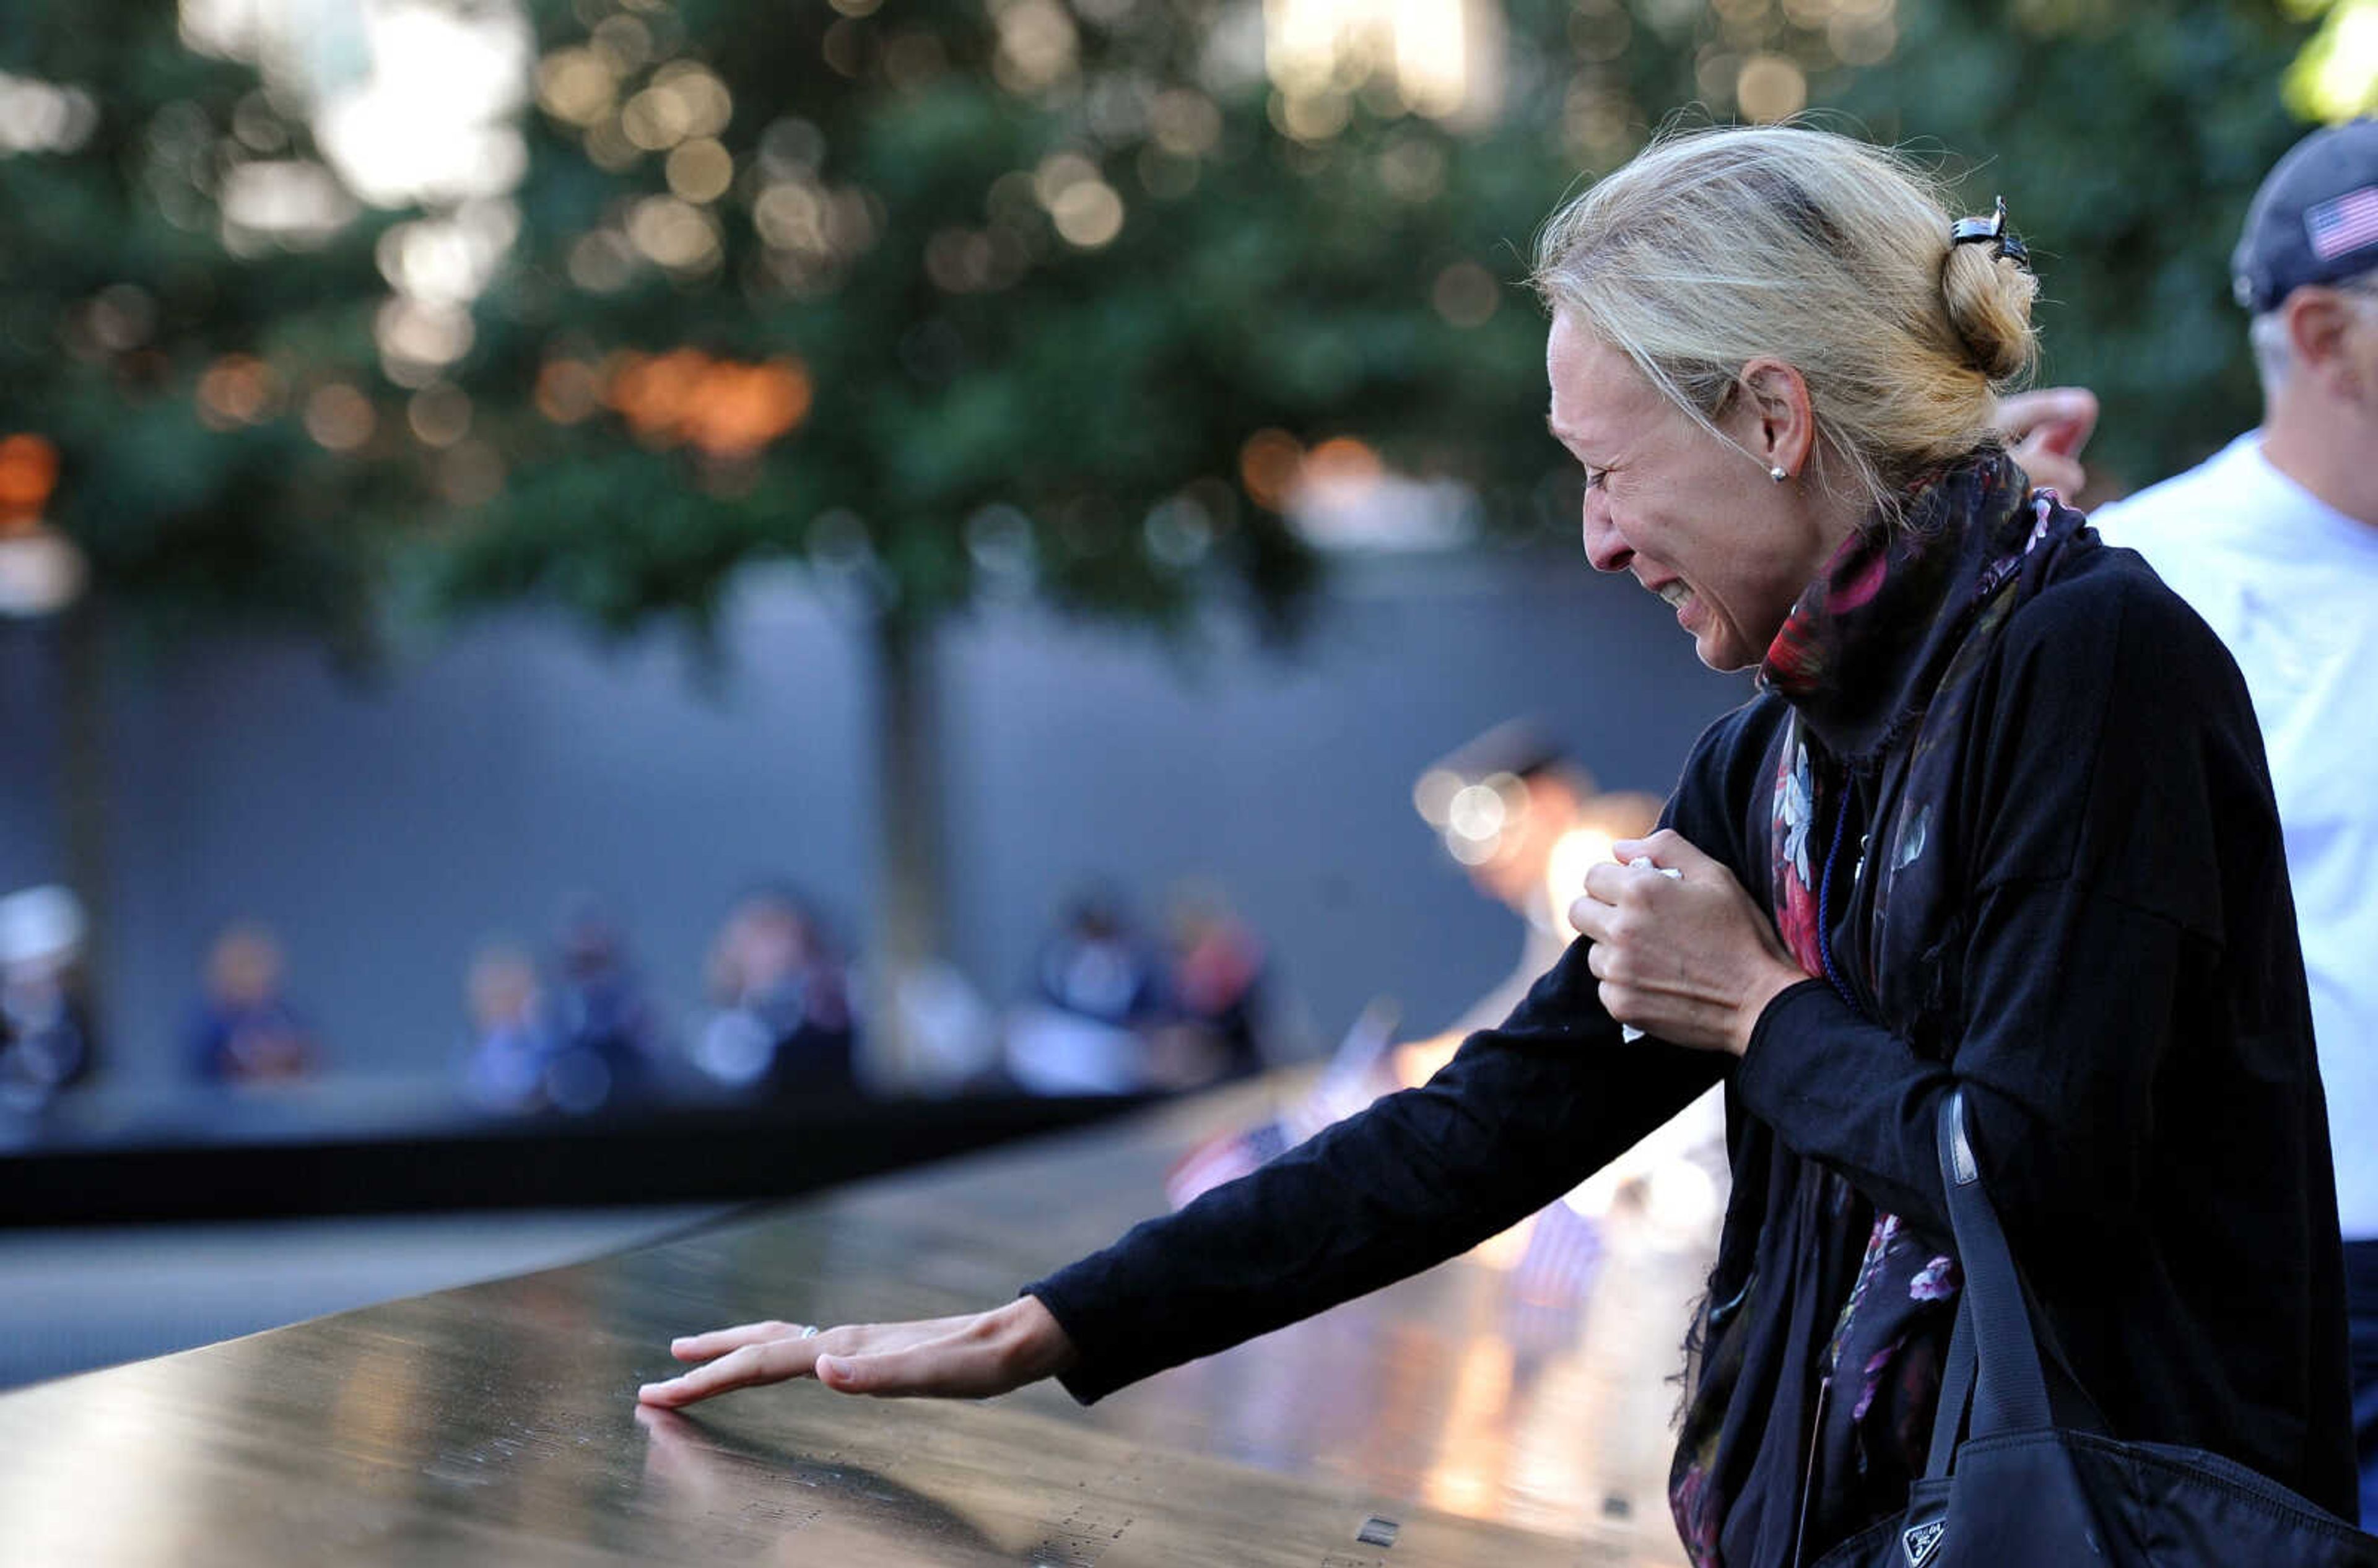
[635, 1294, 1080, 1408]
[1569, 830, 1808, 1058]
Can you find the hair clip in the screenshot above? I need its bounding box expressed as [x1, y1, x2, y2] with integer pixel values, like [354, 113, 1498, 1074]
[1951, 196, 2031, 269]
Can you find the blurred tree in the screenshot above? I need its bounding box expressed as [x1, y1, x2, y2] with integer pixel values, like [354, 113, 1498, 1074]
[0, 0, 2322, 1079]
[428, 0, 2312, 1072]
[0, 0, 426, 995]
[432, 0, 1626, 1074]
[2283, 0, 2377, 122]
[4, 1, 2318, 644]
[1831, 0, 2314, 491]
[0, 0, 419, 653]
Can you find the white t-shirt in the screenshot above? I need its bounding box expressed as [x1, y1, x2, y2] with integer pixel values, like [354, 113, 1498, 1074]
[2092, 435, 2378, 1240]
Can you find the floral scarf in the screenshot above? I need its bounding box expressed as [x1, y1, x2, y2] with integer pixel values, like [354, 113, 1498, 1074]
[1667, 450, 2080, 1567]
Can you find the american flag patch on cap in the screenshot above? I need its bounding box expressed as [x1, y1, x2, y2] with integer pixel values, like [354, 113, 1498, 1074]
[2307, 184, 2378, 261]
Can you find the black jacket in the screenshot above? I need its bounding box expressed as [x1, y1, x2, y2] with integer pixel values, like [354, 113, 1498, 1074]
[1028, 521, 2357, 1558]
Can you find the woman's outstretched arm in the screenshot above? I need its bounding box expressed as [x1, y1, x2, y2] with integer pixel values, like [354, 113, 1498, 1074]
[641, 707, 1772, 1411]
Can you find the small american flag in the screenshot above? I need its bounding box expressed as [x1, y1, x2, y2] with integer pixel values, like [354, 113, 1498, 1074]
[1509, 1196, 1606, 1310]
[2307, 185, 2378, 262]
[1164, 998, 1402, 1209]
[1164, 1115, 1294, 1208]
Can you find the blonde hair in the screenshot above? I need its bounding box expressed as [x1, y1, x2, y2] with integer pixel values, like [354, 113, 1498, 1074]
[1531, 124, 2039, 519]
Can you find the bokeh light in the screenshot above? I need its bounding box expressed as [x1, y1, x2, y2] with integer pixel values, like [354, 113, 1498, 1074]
[991, 0, 1081, 94]
[603, 350, 814, 459]
[1303, 437, 1382, 486]
[375, 298, 477, 385]
[196, 355, 284, 430]
[0, 435, 61, 530]
[1148, 90, 1223, 156]
[591, 15, 655, 74]
[2287, 0, 2378, 120]
[303, 384, 378, 452]
[1143, 496, 1215, 568]
[1050, 180, 1126, 248]
[407, 385, 473, 448]
[1735, 54, 1808, 121]
[1239, 430, 1304, 512]
[665, 138, 734, 204]
[536, 48, 616, 127]
[0, 71, 100, 155]
[1263, 0, 1501, 136]
[536, 359, 604, 424]
[629, 195, 723, 275]
[305, 0, 533, 209]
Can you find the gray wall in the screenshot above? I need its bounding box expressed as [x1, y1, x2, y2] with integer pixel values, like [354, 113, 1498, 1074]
[0, 621, 66, 894]
[11, 547, 1746, 1086]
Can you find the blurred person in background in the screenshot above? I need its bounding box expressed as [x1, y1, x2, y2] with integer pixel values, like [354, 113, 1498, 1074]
[542, 900, 665, 1115]
[1157, 881, 1273, 1086]
[692, 886, 859, 1100]
[0, 884, 97, 1112]
[873, 955, 1003, 1096]
[1169, 730, 1685, 1214]
[1003, 889, 1173, 1095]
[640, 126, 2359, 1564]
[456, 942, 559, 1114]
[2080, 118, 2378, 1523]
[1410, 719, 1664, 1046]
[186, 921, 319, 1085]
[1408, 724, 1714, 1375]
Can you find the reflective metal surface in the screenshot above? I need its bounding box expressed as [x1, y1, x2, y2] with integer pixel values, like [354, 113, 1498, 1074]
[0, 1083, 1710, 1566]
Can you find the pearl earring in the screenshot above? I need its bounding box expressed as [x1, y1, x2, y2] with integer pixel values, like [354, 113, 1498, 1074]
[1769, 466, 1789, 483]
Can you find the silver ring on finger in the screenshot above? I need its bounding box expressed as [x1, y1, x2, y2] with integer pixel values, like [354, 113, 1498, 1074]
[799, 1325, 821, 1339]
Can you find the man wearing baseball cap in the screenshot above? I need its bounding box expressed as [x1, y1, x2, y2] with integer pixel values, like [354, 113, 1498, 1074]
[2089, 116, 2378, 1524]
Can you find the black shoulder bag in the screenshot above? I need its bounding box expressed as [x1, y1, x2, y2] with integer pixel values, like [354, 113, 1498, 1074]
[1813, 1089, 2378, 1568]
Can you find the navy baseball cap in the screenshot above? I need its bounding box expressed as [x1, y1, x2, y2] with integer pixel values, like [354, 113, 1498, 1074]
[2232, 118, 2378, 313]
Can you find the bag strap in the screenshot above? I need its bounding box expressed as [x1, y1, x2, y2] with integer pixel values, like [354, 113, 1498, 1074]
[1922, 1089, 2055, 1474]
[1925, 1296, 1977, 1478]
